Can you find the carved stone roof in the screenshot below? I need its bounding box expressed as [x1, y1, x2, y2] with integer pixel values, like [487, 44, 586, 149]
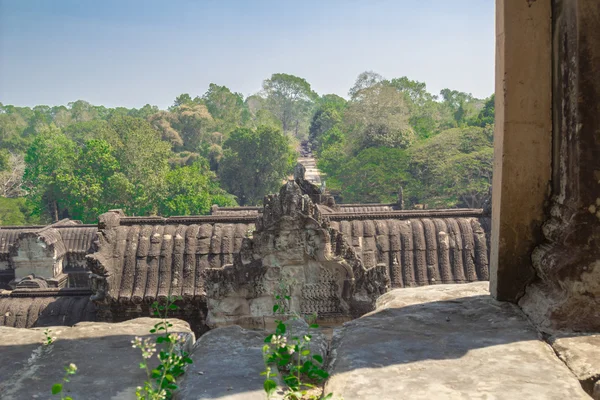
[0, 293, 95, 328]
[90, 218, 255, 302]
[329, 216, 489, 287]
[90, 209, 489, 307]
[0, 221, 97, 263]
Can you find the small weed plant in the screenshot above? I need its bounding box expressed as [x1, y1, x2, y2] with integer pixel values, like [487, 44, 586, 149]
[261, 282, 335, 400]
[51, 363, 78, 399]
[43, 328, 56, 346]
[132, 295, 193, 400]
[43, 329, 77, 399]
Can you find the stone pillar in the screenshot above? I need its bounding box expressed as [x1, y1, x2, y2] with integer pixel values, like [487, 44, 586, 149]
[520, 0, 600, 331]
[490, 0, 552, 301]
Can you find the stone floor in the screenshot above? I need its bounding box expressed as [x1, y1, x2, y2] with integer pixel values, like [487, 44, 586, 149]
[0, 283, 597, 399]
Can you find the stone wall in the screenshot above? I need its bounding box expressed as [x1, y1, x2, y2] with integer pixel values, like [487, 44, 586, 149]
[520, 0, 600, 331]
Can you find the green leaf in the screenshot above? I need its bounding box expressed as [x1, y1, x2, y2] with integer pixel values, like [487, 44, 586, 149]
[263, 379, 277, 396]
[276, 322, 286, 335]
[51, 383, 63, 395]
[169, 304, 178, 310]
[312, 354, 323, 363]
[149, 329, 156, 333]
[301, 349, 310, 356]
[273, 304, 279, 313]
[309, 324, 319, 329]
[264, 334, 273, 343]
[321, 393, 334, 400]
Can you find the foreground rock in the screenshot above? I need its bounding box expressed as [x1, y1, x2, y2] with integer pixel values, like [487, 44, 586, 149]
[0, 318, 194, 400]
[176, 319, 328, 400]
[549, 333, 600, 398]
[324, 282, 589, 400]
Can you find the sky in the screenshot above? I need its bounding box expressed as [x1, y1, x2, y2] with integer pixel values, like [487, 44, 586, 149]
[0, 0, 494, 110]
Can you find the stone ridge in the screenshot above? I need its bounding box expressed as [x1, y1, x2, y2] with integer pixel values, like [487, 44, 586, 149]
[0, 295, 95, 328]
[330, 216, 489, 287]
[90, 221, 255, 303]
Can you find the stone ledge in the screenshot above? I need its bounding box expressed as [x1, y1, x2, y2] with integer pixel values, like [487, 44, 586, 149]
[0, 318, 194, 400]
[325, 282, 589, 400]
[549, 333, 600, 398]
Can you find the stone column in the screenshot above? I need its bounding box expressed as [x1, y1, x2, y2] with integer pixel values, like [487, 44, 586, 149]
[490, 0, 552, 301]
[520, 0, 600, 331]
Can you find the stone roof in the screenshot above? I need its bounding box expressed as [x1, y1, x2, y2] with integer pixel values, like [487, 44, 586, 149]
[0, 220, 97, 264]
[329, 216, 489, 287]
[0, 292, 96, 328]
[90, 209, 489, 306]
[90, 215, 255, 302]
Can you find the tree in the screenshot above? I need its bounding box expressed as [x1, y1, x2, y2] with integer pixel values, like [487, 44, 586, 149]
[157, 159, 236, 216]
[388, 77, 443, 139]
[203, 83, 248, 135]
[149, 104, 214, 152]
[320, 147, 410, 204]
[262, 73, 317, 137]
[172, 93, 194, 109]
[0, 111, 30, 152]
[63, 120, 121, 148]
[344, 83, 415, 151]
[23, 125, 76, 222]
[0, 151, 26, 198]
[470, 94, 495, 127]
[68, 100, 98, 123]
[308, 94, 346, 152]
[406, 126, 493, 208]
[219, 126, 296, 205]
[0, 197, 38, 226]
[107, 116, 172, 215]
[57, 139, 121, 222]
[348, 71, 384, 99]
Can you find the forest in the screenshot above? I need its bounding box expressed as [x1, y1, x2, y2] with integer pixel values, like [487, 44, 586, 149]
[0, 71, 494, 225]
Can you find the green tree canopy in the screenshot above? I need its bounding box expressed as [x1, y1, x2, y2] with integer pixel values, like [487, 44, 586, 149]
[158, 158, 236, 216]
[219, 125, 296, 205]
[344, 83, 415, 151]
[262, 73, 317, 137]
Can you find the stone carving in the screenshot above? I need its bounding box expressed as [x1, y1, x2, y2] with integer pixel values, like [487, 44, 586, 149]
[204, 180, 390, 328]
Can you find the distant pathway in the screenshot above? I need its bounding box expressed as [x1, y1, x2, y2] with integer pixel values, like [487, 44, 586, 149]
[298, 141, 322, 186]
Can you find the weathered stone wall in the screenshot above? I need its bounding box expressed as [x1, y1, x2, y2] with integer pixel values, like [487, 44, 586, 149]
[520, 0, 600, 332]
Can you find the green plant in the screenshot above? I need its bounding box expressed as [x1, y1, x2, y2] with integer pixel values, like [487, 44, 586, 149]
[132, 296, 193, 400]
[261, 282, 334, 400]
[42, 328, 56, 346]
[51, 363, 77, 399]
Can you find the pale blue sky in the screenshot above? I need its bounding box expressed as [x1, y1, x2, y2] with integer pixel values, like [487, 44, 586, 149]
[0, 0, 494, 109]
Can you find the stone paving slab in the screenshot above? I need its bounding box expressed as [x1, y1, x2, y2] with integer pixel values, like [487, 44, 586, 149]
[550, 333, 600, 397]
[0, 318, 194, 400]
[176, 319, 328, 400]
[324, 282, 589, 400]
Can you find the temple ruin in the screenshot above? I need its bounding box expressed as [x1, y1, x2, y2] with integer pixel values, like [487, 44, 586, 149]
[0, 168, 490, 334]
[2, 1, 600, 397]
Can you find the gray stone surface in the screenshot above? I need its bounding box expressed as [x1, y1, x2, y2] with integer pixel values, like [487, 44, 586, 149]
[324, 282, 589, 400]
[0, 317, 194, 400]
[550, 333, 600, 395]
[176, 319, 328, 400]
[175, 325, 267, 400]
